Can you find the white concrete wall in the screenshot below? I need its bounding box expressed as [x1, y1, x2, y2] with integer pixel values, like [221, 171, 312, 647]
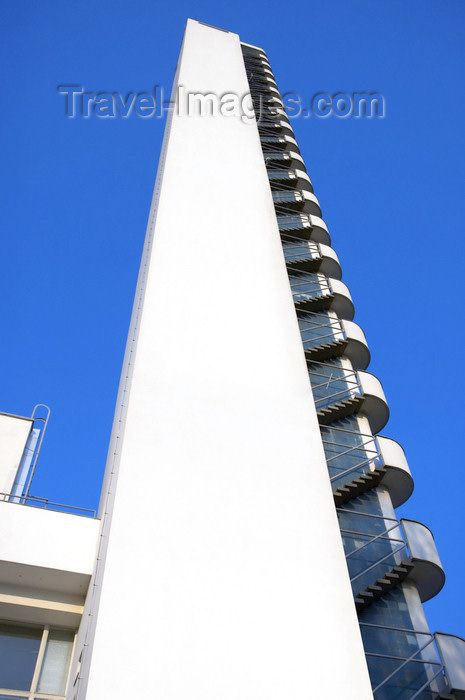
[0, 413, 32, 495]
[80, 20, 373, 700]
[0, 501, 100, 579]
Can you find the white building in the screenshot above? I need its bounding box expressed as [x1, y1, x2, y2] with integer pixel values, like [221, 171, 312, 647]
[1, 19, 464, 700]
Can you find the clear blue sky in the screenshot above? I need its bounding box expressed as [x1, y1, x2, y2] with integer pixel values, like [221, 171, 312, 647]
[1, 1, 464, 639]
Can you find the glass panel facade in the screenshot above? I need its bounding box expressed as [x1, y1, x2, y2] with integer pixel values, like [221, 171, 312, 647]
[282, 239, 318, 264]
[0, 624, 41, 691]
[338, 491, 403, 593]
[289, 272, 328, 303]
[308, 358, 360, 411]
[320, 416, 381, 490]
[360, 589, 438, 699]
[298, 310, 343, 350]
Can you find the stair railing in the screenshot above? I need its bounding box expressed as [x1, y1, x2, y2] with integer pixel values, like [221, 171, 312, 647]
[309, 364, 360, 408]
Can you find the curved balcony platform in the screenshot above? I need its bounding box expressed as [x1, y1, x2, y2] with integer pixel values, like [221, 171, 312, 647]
[401, 519, 445, 602]
[270, 168, 313, 193]
[299, 314, 370, 369]
[258, 118, 294, 136]
[277, 212, 329, 245]
[248, 76, 279, 93]
[251, 99, 287, 121]
[329, 279, 354, 320]
[259, 93, 284, 108]
[356, 371, 389, 434]
[282, 239, 341, 278]
[261, 67, 275, 79]
[341, 320, 370, 370]
[318, 244, 341, 279]
[290, 275, 353, 320]
[307, 215, 329, 243]
[261, 134, 299, 150]
[315, 368, 388, 431]
[264, 150, 305, 169]
[244, 61, 275, 80]
[435, 633, 465, 699]
[264, 85, 281, 99]
[273, 189, 321, 216]
[375, 436, 414, 507]
[350, 517, 444, 611]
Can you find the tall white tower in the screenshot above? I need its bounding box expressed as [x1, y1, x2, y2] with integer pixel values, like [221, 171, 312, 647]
[73, 18, 373, 700]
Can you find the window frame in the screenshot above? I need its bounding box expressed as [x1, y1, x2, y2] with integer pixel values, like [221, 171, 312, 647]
[0, 621, 76, 700]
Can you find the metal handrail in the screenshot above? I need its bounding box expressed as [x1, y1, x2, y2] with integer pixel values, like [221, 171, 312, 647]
[290, 280, 330, 296]
[277, 212, 312, 223]
[258, 122, 291, 133]
[273, 190, 306, 201]
[298, 316, 345, 348]
[264, 152, 296, 163]
[335, 508, 408, 582]
[261, 136, 289, 144]
[313, 382, 361, 409]
[349, 542, 407, 583]
[282, 237, 320, 252]
[322, 435, 378, 465]
[308, 360, 360, 397]
[371, 636, 440, 693]
[275, 200, 315, 215]
[302, 331, 344, 347]
[0, 491, 97, 517]
[328, 455, 380, 483]
[267, 169, 298, 179]
[342, 522, 404, 559]
[408, 666, 446, 700]
[359, 623, 447, 698]
[314, 382, 360, 405]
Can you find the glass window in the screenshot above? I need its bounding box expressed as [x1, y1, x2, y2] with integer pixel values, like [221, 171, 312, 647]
[0, 622, 74, 699]
[0, 624, 42, 691]
[37, 629, 74, 695]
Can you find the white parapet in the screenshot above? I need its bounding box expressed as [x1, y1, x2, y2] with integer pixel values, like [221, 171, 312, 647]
[78, 20, 374, 700]
[376, 435, 414, 507]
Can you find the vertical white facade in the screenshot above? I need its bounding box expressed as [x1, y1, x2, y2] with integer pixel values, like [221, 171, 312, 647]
[76, 20, 373, 699]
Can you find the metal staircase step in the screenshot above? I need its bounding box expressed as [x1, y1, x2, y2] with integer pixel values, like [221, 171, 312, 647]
[285, 257, 321, 273]
[355, 559, 414, 612]
[333, 468, 387, 506]
[317, 395, 364, 425]
[294, 294, 333, 314]
[304, 338, 348, 363]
